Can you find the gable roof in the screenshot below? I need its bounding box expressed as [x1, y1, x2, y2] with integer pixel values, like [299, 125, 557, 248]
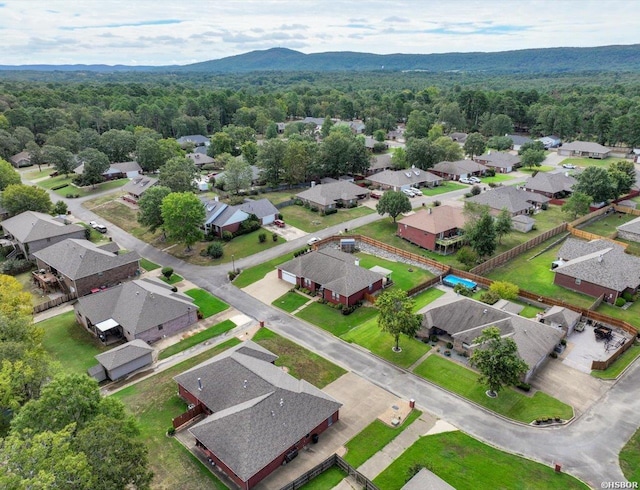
[468, 186, 548, 214]
[2, 211, 85, 243]
[475, 151, 520, 168]
[555, 238, 640, 291]
[539, 306, 581, 328]
[505, 134, 533, 146]
[111, 161, 142, 173]
[75, 278, 196, 336]
[9, 151, 30, 165]
[370, 153, 393, 171]
[176, 341, 341, 483]
[617, 215, 640, 235]
[177, 135, 209, 145]
[239, 198, 278, 220]
[279, 248, 384, 298]
[368, 169, 443, 188]
[95, 339, 153, 371]
[525, 172, 576, 194]
[32, 238, 140, 280]
[186, 153, 215, 166]
[432, 160, 488, 176]
[122, 176, 158, 196]
[449, 132, 468, 143]
[398, 206, 466, 234]
[561, 141, 611, 153]
[296, 181, 368, 207]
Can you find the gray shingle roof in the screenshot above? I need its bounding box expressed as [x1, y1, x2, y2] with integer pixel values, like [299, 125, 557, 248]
[505, 134, 533, 146]
[95, 339, 153, 370]
[555, 238, 640, 291]
[122, 176, 158, 196]
[370, 153, 393, 171]
[239, 198, 278, 220]
[617, 215, 640, 234]
[367, 169, 442, 188]
[177, 135, 209, 145]
[432, 160, 488, 176]
[111, 161, 142, 173]
[278, 249, 384, 298]
[475, 151, 520, 168]
[296, 181, 369, 207]
[32, 238, 140, 280]
[525, 172, 576, 194]
[186, 153, 215, 165]
[75, 278, 196, 336]
[561, 141, 610, 153]
[539, 306, 581, 329]
[2, 211, 85, 243]
[468, 186, 547, 214]
[176, 341, 341, 483]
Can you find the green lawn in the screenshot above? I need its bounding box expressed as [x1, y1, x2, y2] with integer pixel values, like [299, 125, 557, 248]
[160, 273, 183, 285]
[299, 466, 346, 489]
[374, 431, 588, 490]
[139, 258, 161, 272]
[112, 339, 240, 490]
[39, 174, 128, 197]
[281, 205, 374, 233]
[272, 291, 310, 312]
[252, 328, 346, 388]
[343, 410, 422, 467]
[23, 166, 56, 180]
[295, 302, 379, 337]
[248, 190, 297, 205]
[341, 317, 430, 368]
[518, 165, 556, 173]
[519, 303, 545, 318]
[414, 355, 573, 423]
[620, 426, 640, 484]
[39, 310, 111, 375]
[596, 301, 640, 329]
[158, 320, 237, 360]
[559, 157, 611, 168]
[202, 228, 285, 265]
[184, 289, 229, 318]
[412, 287, 446, 312]
[591, 343, 640, 379]
[421, 181, 466, 196]
[480, 173, 518, 184]
[577, 211, 637, 237]
[233, 250, 298, 288]
[355, 253, 435, 291]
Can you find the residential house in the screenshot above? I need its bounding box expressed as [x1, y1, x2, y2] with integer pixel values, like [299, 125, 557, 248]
[122, 176, 158, 204]
[186, 153, 216, 167]
[364, 136, 389, 152]
[430, 160, 488, 181]
[9, 151, 31, 168]
[449, 132, 468, 144]
[553, 238, 640, 303]
[202, 198, 278, 236]
[368, 168, 443, 192]
[418, 295, 564, 382]
[278, 248, 384, 306]
[387, 128, 404, 141]
[295, 181, 370, 212]
[215, 165, 264, 187]
[349, 120, 366, 134]
[467, 186, 549, 216]
[366, 153, 393, 175]
[276, 122, 285, 133]
[538, 306, 581, 335]
[89, 339, 154, 382]
[538, 135, 562, 149]
[474, 151, 521, 173]
[617, 216, 640, 243]
[505, 134, 533, 151]
[557, 141, 611, 159]
[397, 206, 467, 254]
[177, 135, 210, 147]
[74, 161, 142, 180]
[174, 340, 342, 490]
[32, 238, 140, 297]
[524, 172, 576, 199]
[74, 277, 199, 343]
[1, 211, 86, 258]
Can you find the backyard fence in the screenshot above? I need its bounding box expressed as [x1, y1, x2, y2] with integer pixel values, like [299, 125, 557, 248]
[591, 337, 637, 371]
[275, 199, 297, 209]
[279, 453, 379, 490]
[407, 272, 450, 297]
[32, 292, 77, 314]
[172, 404, 205, 429]
[614, 204, 640, 216]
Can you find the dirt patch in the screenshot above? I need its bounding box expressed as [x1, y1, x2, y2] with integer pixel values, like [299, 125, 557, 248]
[377, 399, 413, 427]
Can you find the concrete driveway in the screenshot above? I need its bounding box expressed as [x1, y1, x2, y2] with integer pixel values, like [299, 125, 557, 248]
[265, 222, 307, 241]
[242, 269, 292, 305]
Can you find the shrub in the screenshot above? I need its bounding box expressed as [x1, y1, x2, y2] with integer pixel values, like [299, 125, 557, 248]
[457, 246, 478, 268]
[272, 233, 278, 242]
[167, 427, 176, 436]
[464, 192, 473, 198]
[221, 231, 233, 242]
[470, 185, 482, 196]
[323, 208, 338, 215]
[479, 290, 500, 305]
[161, 267, 174, 279]
[550, 351, 558, 359]
[615, 297, 626, 307]
[309, 206, 318, 213]
[295, 199, 304, 206]
[516, 382, 531, 392]
[622, 291, 634, 302]
[446, 342, 454, 349]
[489, 280, 519, 300]
[541, 202, 549, 210]
[433, 200, 441, 207]
[84, 228, 91, 240]
[1, 259, 32, 275]
[277, 213, 283, 220]
[429, 334, 438, 343]
[453, 283, 473, 297]
[52, 201, 68, 216]
[207, 242, 224, 259]
[258, 233, 267, 243]
[485, 168, 496, 177]
[560, 339, 567, 346]
[488, 182, 496, 188]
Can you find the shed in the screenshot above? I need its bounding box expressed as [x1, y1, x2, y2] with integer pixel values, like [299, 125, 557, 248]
[512, 214, 535, 233]
[93, 339, 154, 381]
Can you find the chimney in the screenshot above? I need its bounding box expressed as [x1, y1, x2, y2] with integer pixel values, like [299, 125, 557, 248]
[355, 258, 360, 267]
[428, 207, 432, 214]
[311, 181, 316, 187]
[197, 378, 203, 391]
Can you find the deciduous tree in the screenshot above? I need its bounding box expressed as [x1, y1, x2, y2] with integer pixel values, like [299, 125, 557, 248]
[43, 145, 74, 176]
[77, 148, 110, 188]
[158, 156, 197, 193]
[376, 191, 411, 222]
[464, 205, 496, 258]
[573, 166, 616, 203]
[463, 132, 486, 158]
[1, 184, 52, 216]
[137, 185, 171, 233]
[562, 191, 592, 219]
[222, 157, 252, 195]
[161, 192, 205, 251]
[494, 208, 513, 244]
[520, 148, 545, 169]
[0, 159, 21, 191]
[376, 289, 421, 352]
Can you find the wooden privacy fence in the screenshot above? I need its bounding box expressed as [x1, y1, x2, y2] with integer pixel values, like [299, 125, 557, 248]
[279, 453, 379, 490]
[407, 272, 450, 297]
[591, 337, 636, 371]
[32, 292, 77, 314]
[172, 404, 205, 429]
[566, 225, 626, 247]
[615, 204, 640, 216]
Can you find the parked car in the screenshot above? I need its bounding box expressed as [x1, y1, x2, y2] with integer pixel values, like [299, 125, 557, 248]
[409, 187, 422, 195]
[274, 219, 285, 228]
[562, 163, 577, 169]
[469, 176, 482, 184]
[370, 192, 381, 200]
[459, 177, 473, 184]
[402, 189, 416, 197]
[93, 224, 107, 234]
[307, 236, 321, 246]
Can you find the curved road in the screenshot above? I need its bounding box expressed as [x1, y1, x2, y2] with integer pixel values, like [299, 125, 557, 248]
[43, 174, 640, 489]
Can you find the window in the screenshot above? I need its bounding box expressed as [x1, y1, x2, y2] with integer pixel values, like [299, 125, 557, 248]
[158, 325, 163, 331]
[575, 278, 581, 285]
[332, 291, 339, 300]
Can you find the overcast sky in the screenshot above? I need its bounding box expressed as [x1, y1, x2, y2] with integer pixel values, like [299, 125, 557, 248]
[1, 0, 638, 66]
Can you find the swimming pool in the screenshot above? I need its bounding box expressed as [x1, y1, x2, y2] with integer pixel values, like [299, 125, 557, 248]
[443, 274, 478, 290]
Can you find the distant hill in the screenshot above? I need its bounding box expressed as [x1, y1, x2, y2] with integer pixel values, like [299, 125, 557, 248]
[1, 44, 639, 74]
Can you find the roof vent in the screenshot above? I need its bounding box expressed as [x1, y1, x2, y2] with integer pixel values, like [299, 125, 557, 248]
[405, 172, 412, 178]
[414, 170, 420, 176]
[483, 309, 488, 314]
[598, 254, 603, 263]
[279, 398, 284, 407]
[243, 379, 247, 389]
[197, 378, 203, 391]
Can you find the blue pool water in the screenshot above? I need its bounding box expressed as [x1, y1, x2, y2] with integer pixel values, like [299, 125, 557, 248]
[443, 274, 477, 290]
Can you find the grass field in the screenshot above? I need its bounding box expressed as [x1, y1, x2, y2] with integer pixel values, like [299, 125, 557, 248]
[39, 175, 128, 197]
[414, 355, 573, 423]
[184, 289, 229, 318]
[412, 287, 445, 312]
[343, 410, 422, 467]
[139, 258, 161, 271]
[272, 291, 310, 312]
[559, 157, 610, 168]
[518, 165, 556, 174]
[577, 211, 637, 237]
[281, 205, 373, 233]
[373, 431, 588, 490]
[355, 253, 435, 291]
[295, 302, 379, 337]
[252, 327, 346, 388]
[23, 166, 56, 180]
[591, 343, 640, 379]
[112, 339, 240, 490]
[421, 181, 467, 196]
[232, 250, 299, 288]
[14, 270, 52, 306]
[39, 310, 111, 374]
[299, 467, 346, 489]
[249, 190, 298, 205]
[620, 426, 640, 484]
[480, 173, 518, 184]
[158, 320, 237, 360]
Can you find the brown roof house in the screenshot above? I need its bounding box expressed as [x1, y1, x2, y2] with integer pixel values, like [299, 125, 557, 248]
[467, 186, 550, 216]
[174, 340, 342, 490]
[89, 339, 154, 382]
[397, 206, 467, 254]
[474, 151, 521, 173]
[368, 168, 443, 192]
[2, 211, 86, 258]
[430, 160, 487, 181]
[74, 277, 198, 343]
[32, 238, 140, 297]
[553, 238, 640, 304]
[524, 172, 577, 199]
[278, 248, 384, 306]
[122, 176, 158, 203]
[296, 181, 369, 212]
[557, 141, 611, 159]
[418, 295, 564, 383]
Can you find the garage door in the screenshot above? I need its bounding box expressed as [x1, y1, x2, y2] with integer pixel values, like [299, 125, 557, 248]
[281, 271, 297, 285]
[262, 214, 275, 225]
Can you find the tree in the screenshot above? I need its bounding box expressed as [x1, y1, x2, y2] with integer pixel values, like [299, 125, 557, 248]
[457, 246, 479, 268]
[0, 130, 18, 160]
[161, 192, 205, 251]
[265, 122, 278, 139]
[376, 289, 421, 352]
[608, 168, 634, 198]
[0, 159, 21, 191]
[77, 148, 110, 188]
[136, 137, 164, 173]
[405, 110, 431, 140]
[321, 116, 334, 138]
[241, 141, 258, 166]
[283, 138, 316, 185]
[562, 191, 592, 220]
[158, 156, 198, 193]
[137, 185, 171, 233]
[12, 127, 34, 150]
[391, 147, 408, 169]
[486, 135, 513, 151]
[464, 206, 496, 258]
[25, 141, 46, 171]
[463, 132, 486, 158]
[52, 201, 68, 216]
[427, 123, 444, 142]
[373, 129, 386, 142]
[376, 191, 411, 223]
[0, 275, 33, 320]
[223, 157, 252, 195]
[517, 140, 545, 155]
[317, 129, 370, 177]
[469, 326, 528, 397]
[45, 128, 80, 153]
[208, 131, 233, 156]
[406, 138, 437, 170]
[573, 166, 616, 203]
[43, 145, 74, 176]
[520, 148, 545, 169]
[489, 281, 519, 300]
[480, 113, 513, 137]
[432, 136, 463, 162]
[494, 208, 513, 244]
[1, 184, 52, 216]
[99, 129, 136, 162]
[258, 139, 286, 186]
